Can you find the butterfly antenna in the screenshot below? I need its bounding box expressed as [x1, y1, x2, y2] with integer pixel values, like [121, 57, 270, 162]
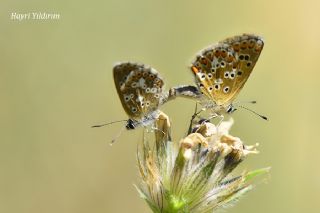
[237, 105, 268, 121]
[234, 100, 257, 105]
[91, 119, 127, 128]
[246, 100, 257, 104]
[110, 125, 127, 145]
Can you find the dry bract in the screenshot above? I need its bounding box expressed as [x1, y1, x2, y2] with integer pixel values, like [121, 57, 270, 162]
[136, 113, 268, 213]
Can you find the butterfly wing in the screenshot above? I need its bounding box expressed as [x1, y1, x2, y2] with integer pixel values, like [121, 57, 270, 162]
[113, 62, 164, 120]
[191, 34, 264, 108]
[222, 34, 264, 104]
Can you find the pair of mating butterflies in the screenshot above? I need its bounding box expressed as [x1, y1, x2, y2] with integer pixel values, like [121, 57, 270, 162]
[113, 34, 264, 130]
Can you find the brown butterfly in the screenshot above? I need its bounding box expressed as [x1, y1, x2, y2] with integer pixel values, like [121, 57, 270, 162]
[93, 62, 174, 143]
[111, 62, 166, 130]
[190, 34, 265, 117]
[110, 62, 201, 130]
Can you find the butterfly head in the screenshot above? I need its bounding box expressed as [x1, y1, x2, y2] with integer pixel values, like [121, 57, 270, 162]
[226, 104, 237, 114]
[125, 118, 137, 130]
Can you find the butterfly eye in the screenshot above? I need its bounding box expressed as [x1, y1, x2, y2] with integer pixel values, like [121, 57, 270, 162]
[226, 105, 236, 113]
[154, 94, 160, 98]
[208, 86, 213, 91]
[214, 84, 220, 90]
[224, 71, 230, 78]
[150, 88, 157, 93]
[239, 55, 245, 60]
[244, 55, 250, 60]
[145, 101, 150, 107]
[237, 71, 243, 76]
[207, 73, 213, 79]
[146, 88, 151, 93]
[223, 86, 230, 93]
[211, 68, 216, 73]
[199, 83, 204, 88]
[220, 61, 226, 68]
[246, 62, 252, 67]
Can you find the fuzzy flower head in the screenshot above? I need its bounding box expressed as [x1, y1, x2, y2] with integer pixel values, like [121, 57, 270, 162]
[136, 113, 269, 213]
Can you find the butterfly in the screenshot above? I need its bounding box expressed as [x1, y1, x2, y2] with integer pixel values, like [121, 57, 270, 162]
[112, 62, 167, 130]
[190, 34, 264, 116]
[92, 62, 200, 144]
[111, 61, 203, 130]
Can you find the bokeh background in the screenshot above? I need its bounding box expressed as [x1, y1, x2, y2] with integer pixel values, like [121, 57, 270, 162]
[1, 0, 320, 212]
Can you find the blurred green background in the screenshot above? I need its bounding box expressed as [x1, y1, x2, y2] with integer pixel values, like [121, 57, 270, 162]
[1, 0, 320, 212]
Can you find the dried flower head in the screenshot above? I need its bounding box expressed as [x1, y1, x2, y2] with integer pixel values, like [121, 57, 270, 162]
[136, 112, 269, 213]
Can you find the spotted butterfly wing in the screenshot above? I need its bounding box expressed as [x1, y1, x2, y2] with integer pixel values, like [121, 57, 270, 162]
[113, 62, 164, 122]
[191, 34, 264, 110]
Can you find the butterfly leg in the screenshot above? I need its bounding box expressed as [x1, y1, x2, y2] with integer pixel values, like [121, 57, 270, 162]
[197, 112, 223, 134]
[187, 103, 206, 134]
